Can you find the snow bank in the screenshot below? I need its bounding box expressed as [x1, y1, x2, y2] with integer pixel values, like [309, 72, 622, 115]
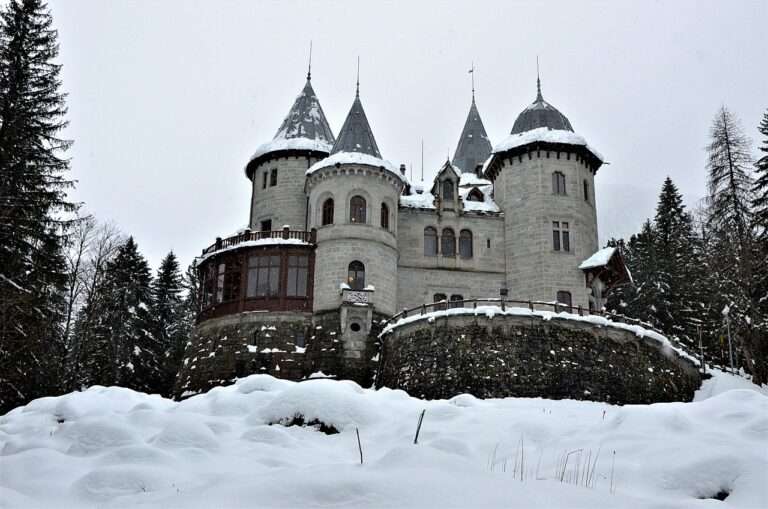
[493, 126, 604, 162]
[1, 372, 766, 508]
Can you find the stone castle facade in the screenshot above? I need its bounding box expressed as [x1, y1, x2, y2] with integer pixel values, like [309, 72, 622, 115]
[174, 69, 630, 397]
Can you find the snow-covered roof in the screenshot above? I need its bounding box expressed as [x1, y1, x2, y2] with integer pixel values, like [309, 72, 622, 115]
[305, 151, 406, 183]
[200, 238, 311, 263]
[493, 127, 604, 162]
[330, 91, 381, 158]
[249, 137, 332, 164]
[399, 182, 500, 214]
[399, 190, 435, 210]
[458, 171, 491, 187]
[579, 247, 617, 270]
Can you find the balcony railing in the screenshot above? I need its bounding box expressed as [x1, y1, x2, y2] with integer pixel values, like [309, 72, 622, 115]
[202, 227, 317, 256]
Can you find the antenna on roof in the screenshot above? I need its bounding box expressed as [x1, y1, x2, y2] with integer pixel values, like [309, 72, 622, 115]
[307, 41, 312, 81]
[469, 62, 475, 102]
[536, 56, 543, 101]
[356, 56, 360, 97]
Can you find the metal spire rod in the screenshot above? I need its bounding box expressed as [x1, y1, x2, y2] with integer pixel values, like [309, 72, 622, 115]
[536, 56, 542, 101]
[421, 139, 424, 181]
[469, 62, 475, 101]
[307, 41, 312, 81]
[356, 56, 360, 97]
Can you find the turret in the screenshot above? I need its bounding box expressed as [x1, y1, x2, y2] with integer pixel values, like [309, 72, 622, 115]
[484, 76, 603, 309]
[452, 94, 492, 176]
[305, 79, 405, 321]
[245, 75, 335, 232]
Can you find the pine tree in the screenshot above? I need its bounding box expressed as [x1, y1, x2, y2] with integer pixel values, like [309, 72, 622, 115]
[0, 0, 73, 412]
[705, 106, 764, 382]
[151, 252, 185, 395]
[83, 237, 161, 392]
[753, 110, 768, 240]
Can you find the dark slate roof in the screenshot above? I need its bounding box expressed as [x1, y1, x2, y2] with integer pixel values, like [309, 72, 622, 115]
[452, 98, 492, 174]
[510, 78, 574, 134]
[273, 79, 335, 143]
[331, 90, 382, 158]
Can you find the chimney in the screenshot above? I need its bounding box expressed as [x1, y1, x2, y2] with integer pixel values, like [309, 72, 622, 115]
[399, 164, 406, 176]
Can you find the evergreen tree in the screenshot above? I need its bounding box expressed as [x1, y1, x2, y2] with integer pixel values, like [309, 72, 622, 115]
[753, 110, 768, 240]
[705, 107, 764, 382]
[83, 237, 161, 392]
[151, 252, 185, 395]
[0, 0, 73, 412]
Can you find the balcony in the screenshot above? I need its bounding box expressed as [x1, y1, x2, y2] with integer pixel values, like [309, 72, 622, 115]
[202, 227, 317, 257]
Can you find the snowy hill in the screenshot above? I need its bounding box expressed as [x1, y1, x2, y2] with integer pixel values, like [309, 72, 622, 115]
[1, 371, 766, 509]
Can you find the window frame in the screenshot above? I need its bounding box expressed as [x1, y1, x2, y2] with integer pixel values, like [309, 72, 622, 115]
[270, 168, 278, 187]
[347, 260, 365, 290]
[552, 221, 571, 252]
[424, 227, 438, 256]
[442, 180, 454, 201]
[380, 202, 390, 230]
[441, 228, 456, 257]
[350, 195, 367, 224]
[556, 291, 572, 310]
[322, 198, 334, 226]
[246, 254, 281, 298]
[286, 255, 309, 297]
[459, 229, 473, 259]
[552, 171, 566, 195]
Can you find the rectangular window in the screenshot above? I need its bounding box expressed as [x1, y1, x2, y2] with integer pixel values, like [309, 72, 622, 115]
[246, 255, 281, 297]
[287, 255, 309, 297]
[260, 219, 272, 232]
[262, 171, 268, 189]
[583, 180, 589, 202]
[216, 263, 225, 303]
[270, 168, 278, 187]
[552, 221, 571, 252]
[223, 260, 242, 302]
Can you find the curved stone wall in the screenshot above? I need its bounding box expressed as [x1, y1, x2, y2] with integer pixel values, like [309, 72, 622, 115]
[377, 313, 701, 404]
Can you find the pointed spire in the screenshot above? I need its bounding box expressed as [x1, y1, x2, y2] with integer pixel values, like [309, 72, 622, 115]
[331, 79, 382, 158]
[469, 62, 475, 103]
[307, 41, 312, 81]
[536, 56, 543, 102]
[452, 96, 492, 174]
[355, 56, 360, 98]
[272, 78, 335, 144]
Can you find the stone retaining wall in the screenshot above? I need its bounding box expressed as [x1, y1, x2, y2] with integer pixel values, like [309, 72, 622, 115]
[377, 313, 700, 404]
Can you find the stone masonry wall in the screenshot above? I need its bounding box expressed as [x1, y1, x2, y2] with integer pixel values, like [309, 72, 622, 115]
[377, 313, 700, 404]
[175, 310, 386, 398]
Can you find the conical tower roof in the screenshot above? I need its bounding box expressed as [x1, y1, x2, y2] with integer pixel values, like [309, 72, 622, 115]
[273, 79, 335, 143]
[246, 78, 335, 179]
[452, 98, 492, 174]
[331, 89, 382, 158]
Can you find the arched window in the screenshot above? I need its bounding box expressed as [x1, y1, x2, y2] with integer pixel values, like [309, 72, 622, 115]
[347, 261, 365, 290]
[552, 171, 566, 195]
[380, 202, 389, 230]
[442, 180, 454, 201]
[449, 294, 464, 308]
[350, 196, 366, 223]
[459, 230, 473, 258]
[424, 227, 437, 256]
[556, 291, 572, 310]
[322, 198, 334, 226]
[433, 293, 447, 311]
[441, 228, 455, 257]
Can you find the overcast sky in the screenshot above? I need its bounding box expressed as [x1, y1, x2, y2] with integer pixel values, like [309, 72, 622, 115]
[51, 0, 767, 271]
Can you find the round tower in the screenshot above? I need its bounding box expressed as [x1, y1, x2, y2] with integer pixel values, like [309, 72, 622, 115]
[305, 84, 405, 320]
[245, 74, 335, 232]
[484, 78, 604, 309]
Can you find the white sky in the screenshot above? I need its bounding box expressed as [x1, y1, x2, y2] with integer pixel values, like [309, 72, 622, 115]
[51, 0, 768, 271]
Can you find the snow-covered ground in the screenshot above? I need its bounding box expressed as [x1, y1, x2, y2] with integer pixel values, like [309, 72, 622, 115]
[1, 370, 766, 508]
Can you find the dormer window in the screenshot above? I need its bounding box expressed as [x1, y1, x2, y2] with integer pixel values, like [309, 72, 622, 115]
[442, 180, 454, 201]
[466, 187, 484, 202]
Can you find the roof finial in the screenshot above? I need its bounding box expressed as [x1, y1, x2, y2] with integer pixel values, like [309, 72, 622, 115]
[307, 41, 312, 81]
[469, 62, 475, 103]
[536, 56, 543, 101]
[356, 56, 360, 97]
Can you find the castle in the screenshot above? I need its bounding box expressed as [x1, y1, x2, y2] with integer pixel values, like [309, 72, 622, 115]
[174, 66, 635, 397]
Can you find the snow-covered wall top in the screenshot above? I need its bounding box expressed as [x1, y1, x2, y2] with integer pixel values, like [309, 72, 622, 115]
[305, 152, 407, 184]
[493, 127, 604, 162]
[248, 137, 332, 165]
[199, 238, 311, 263]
